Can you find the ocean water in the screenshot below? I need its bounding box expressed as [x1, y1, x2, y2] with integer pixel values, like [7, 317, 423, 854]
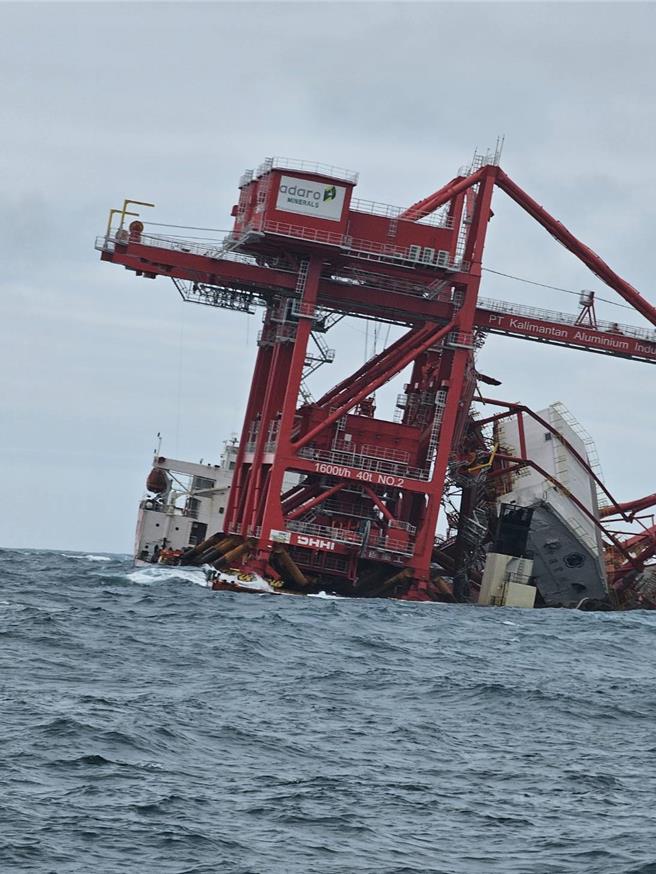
[1, 548, 656, 874]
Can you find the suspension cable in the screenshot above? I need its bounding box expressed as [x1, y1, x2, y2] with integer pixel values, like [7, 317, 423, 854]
[482, 267, 634, 311]
[142, 220, 232, 233]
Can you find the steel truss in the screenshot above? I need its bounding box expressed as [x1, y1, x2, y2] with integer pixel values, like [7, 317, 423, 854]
[97, 159, 656, 598]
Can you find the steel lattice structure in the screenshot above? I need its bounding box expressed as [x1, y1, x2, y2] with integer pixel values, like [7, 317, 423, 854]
[96, 155, 656, 601]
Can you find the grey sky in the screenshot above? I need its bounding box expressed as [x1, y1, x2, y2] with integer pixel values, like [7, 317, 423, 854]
[1, 1, 654, 553]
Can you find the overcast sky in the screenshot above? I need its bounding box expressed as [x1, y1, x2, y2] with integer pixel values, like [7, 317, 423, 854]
[1, 1, 655, 553]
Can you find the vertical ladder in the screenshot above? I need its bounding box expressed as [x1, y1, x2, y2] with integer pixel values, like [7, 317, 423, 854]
[426, 389, 448, 476]
[295, 257, 310, 296]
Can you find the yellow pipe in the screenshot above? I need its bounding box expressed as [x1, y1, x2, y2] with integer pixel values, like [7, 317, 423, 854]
[199, 535, 242, 564]
[273, 546, 309, 588]
[119, 198, 155, 230]
[215, 535, 242, 555]
[213, 541, 250, 569]
[181, 532, 234, 564]
[467, 443, 499, 474]
[374, 567, 412, 597]
[105, 207, 138, 238]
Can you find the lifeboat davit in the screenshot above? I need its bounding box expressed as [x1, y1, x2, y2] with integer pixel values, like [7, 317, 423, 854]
[146, 467, 169, 494]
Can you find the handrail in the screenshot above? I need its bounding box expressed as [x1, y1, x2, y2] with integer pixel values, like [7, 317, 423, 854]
[254, 156, 359, 185]
[96, 230, 655, 343]
[479, 296, 656, 343]
[351, 197, 454, 229]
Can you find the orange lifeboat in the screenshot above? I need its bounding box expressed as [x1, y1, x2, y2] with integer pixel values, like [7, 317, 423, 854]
[146, 467, 169, 494]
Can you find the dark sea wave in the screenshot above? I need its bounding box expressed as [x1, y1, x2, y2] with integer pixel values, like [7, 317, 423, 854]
[1, 547, 656, 873]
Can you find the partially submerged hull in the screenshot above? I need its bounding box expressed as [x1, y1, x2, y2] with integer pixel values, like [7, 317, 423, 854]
[133, 404, 651, 609]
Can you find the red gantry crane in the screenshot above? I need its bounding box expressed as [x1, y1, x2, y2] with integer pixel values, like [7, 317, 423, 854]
[97, 151, 656, 604]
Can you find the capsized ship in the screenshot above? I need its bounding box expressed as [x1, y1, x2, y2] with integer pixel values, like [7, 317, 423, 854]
[135, 401, 654, 608]
[479, 403, 609, 608]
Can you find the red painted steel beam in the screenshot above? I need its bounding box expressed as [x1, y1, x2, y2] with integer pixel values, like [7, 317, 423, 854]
[600, 493, 656, 519]
[362, 485, 397, 524]
[103, 241, 656, 364]
[411, 168, 498, 580]
[101, 241, 297, 292]
[517, 411, 527, 459]
[495, 169, 656, 327]
[316, 327, 427, 408]
[476, 398, 622, 512]
[318, 282, 656, 362]
[252, 255, 325, 542]
[400, 169, 486, 221]
[286, 481, 345, 521]
[399, 174, 463, 220]
[281, 483, 322, 514]
[315, 325, 435, 413]
[475, 307, 656, 363]
[293, 319, 457, 451]
[621, 522, 656, 550]
[633, 539, 656, 567]
[613, 537, 656, 590]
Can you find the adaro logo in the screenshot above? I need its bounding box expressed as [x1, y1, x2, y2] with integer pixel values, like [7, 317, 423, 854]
[276, 174, 345, 221]
[279, 182, 321, 201]
[278, 182, 336, 202]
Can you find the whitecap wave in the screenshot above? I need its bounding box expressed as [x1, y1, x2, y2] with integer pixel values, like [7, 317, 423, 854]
[307, 591, 345, 600]
[63, 553, 112, 562]
[125, 567, 210, 587]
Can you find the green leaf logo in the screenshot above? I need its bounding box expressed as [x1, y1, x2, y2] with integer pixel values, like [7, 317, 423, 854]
[323, 185, 337, 202]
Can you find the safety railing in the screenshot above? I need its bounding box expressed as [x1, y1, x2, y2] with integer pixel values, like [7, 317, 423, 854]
[254, 157, 360, 185]
[366, 532, 415, 556]
[172, 279, 259, 313]
[297, 445, 429, 481]
[260, 220, 468, 271]
[286, 520, 364, 545]
[289, 548, 351, 573]
[389, 520, 417, 534]
[445, 331, 475, 349]
[95, 230, 268, 268]
[99, 222, 470, 275]
[323, 498, 377, 519]
[351, 198, 454, 229]
[239, 169, 254, 188]
[305, 346, 336, 364]
[361, 444, 410, 464]
[328, 266, 430, 298]
[290, 299, 318, 319]
[478, 297, 656, 343]
[258, 322, 298, 345]
[262, 220, 344, 247]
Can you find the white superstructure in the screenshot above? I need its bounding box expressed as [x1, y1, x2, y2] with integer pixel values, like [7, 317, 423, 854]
[484, 402, 609, 607]
[496, 403, 602, 557]
[134, 441, 238, 564]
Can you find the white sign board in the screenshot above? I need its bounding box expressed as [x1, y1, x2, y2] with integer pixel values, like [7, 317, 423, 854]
[275, 175, 346, 222]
